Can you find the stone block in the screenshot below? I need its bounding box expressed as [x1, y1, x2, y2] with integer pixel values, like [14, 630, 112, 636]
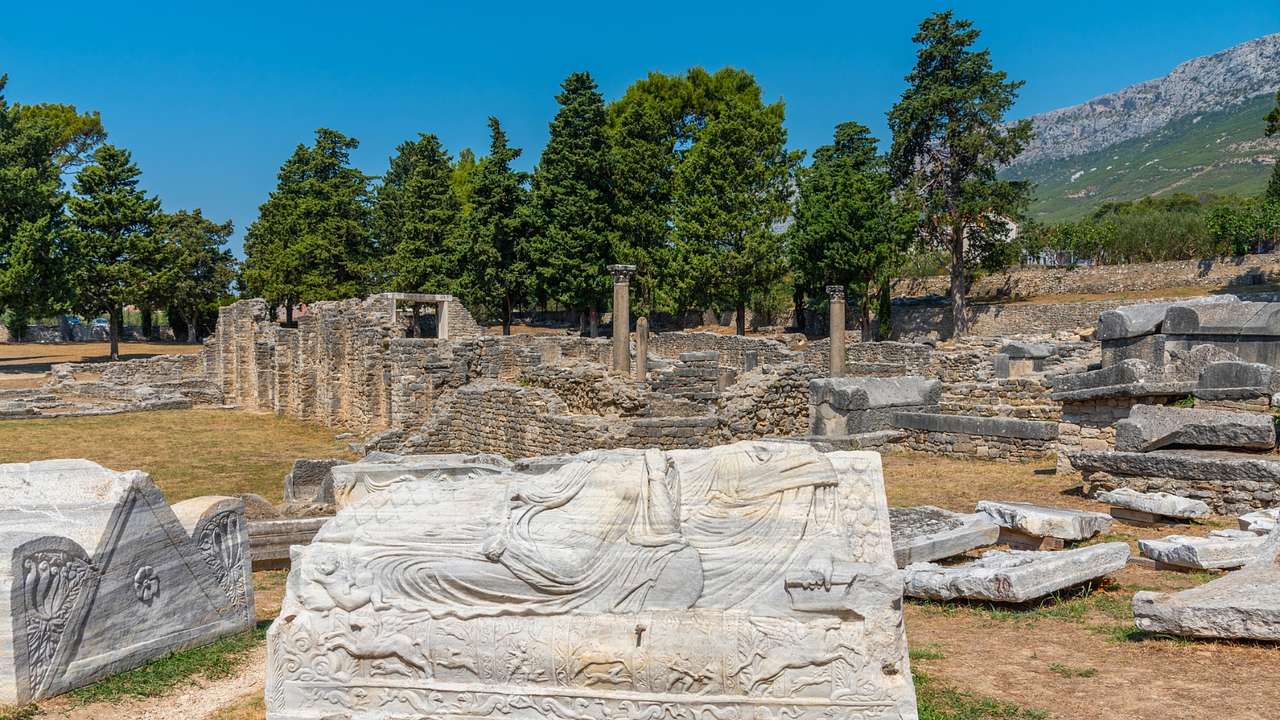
[1133, 528, 1280, 640]
[1138, 529, 1268, 570]
[1049, 359, 1153, 393]
[0, 460, 254, 704]
[889, 506, 999, 568]
[1163, 300, 1280, 336]
[330, 453, 513, 507]
[267, 442, 918, 719]
[1239, 507, 1280, 534]
[976, 500, 1112, 541]
[809, 376, 942, 437]
[1095, 488, 1210, 519]
[903, 542, 1130, 603]
[1197, 361, 1276, 392]
[893, 413, 1058, 442]
[1113, 404, 1275, 453]
[283, 458, 347, 505]
[1000, 341, 1053, 359]
[1097, 296, 1238, 341]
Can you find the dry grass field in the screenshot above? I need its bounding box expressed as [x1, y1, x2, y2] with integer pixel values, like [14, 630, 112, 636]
[0, 342, 202, 389]
[0, 411, 1276, 719]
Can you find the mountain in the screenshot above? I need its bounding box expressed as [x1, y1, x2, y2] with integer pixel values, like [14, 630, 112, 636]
[1003, 33, 1280, 223]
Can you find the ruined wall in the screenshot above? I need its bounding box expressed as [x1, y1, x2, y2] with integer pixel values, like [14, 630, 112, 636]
[718, 362, 818, 440]
[521, 363, 650, 417]
[891, 298, 1138, 340]
[645, 331, 799, 368]
[894, 427, 1057, 462]
[941, 378, 1062, 420]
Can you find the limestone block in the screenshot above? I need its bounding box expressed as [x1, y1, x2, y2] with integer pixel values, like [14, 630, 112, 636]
[889, 506, 999, 568]
[1095, 488, 1210, 519]
[1239, 507, 1280, 534]
[903, 543, 1130, 603]
[1096, 296, 1238, 341]
[809, 376, 942, 437]
[267, 442, 918, 719]
[1163, 300, 1280, 336]
[0, 460, 254, 704]
[999, 341, 1053, 359]
[1133, 528, 1280, 640]
[1197, 361, 1276, 393]
[892, 413, 1058, 442]
[976, 500, 1112, 541]
[1113, 404, 1275, 453]
[283, 458, 347, 505]
[330, 452, 513, 507]
[1048, 359, 1153, 393]
[1138, 529, 1267, 569]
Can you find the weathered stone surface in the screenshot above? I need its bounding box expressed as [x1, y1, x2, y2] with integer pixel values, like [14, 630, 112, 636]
[1000, 341, 1053, 359]
[809, 376, 941, 437]
[283, 458, 347, 505]
[892, 412, 1058, 441]
[1096, 296, 1238, 341]
[248, 516, 330, 572]
[1133, 528, 1280, 640]
[1113, 404, 1275, 453]
[1239, 507, 1280, 534]
[1095, 488, 1210, 519]
[1138, 529, 1268, 569]
[1197, 361, 1276, 392]
[1071, 448, 1280, 487]
[329, 452, 512, 507]
[0, 460, 254, 704]
[889, 506, 999, 568]
[267, 442, 918, 719]
[1048, 358, 1153, 393]
[976, 500, 1113, 541]
[903, 542, 1130, 603]
[1163, 300, 1280, 336]
[1049, 378, 1196, 403]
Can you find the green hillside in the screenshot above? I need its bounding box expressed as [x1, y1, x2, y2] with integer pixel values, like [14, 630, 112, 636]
[1004, 93, 1278, 223]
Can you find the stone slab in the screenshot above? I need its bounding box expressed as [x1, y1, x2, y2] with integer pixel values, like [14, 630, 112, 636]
[892, 412, 1058, 441]
[1048, 359, 1153, 394]
[809, 376, 942, 411]
[1138, 529, 1268, 570]
[1239, 508, 1280, 534]
[1163, 300, 1280, 336]
[1133, 528, 1280, 640]
[1197, 361, 1276, 393]
[266, 442, 918, 719]
[1096, 296, 1239, 341]
[282, 458, 346, 505]
[247, 517, 331, 571]
[1000, 341, 1053, 359]
[903, 542, 1130, 603]
[1048, 379, 1196, 403]
[1095, 488, 1210, 519]
[1070, 448, 1280, 488]
[976, 500, 1113, 541]
[889, 506, 999, 568]
[0, 460, 255, 704]
[1114, 404, 1275, 453]
[330, 452, 513, 507]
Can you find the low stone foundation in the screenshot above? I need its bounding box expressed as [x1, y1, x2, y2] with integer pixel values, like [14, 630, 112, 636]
[892, 412, 1059, 462]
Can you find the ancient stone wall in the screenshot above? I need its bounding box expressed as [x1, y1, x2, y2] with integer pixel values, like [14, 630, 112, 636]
[941, 378, 1062, 420]
[58, 353, 204, 385]
[645, 331, 798, 368]
[718, 362, 819, 440]
[892, 413, 1059, 462]
[892, 299, 1138, 340]
[521, 363, 650, 417]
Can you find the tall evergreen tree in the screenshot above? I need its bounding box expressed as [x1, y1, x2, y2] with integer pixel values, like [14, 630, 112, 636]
[672, 68, 800, 335]
[152, 209, 237, 342]
[375, 133, 461, 297]
[461, 118, 529, 334]
[527, 72, 614, 336]
[1266, 91, 1280, 203]
[451, 147, 478, 216]
[0, 73, 105, 338]
[888, 11, 1032, 338]
[68, 144, 161, 358]
[790, 122, 913, 340]
[242, 128, 373, 321]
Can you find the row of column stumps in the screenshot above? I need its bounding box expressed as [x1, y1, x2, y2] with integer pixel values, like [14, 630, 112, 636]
[609, 264, 636, 375]
[827, 285, 846, 378]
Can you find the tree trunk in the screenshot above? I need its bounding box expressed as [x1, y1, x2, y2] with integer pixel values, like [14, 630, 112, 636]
[876, 282, 893, 341]
[588, 302, 599, 338]
[949, 233, 968, 338]
[859, 292, 872, 341]
[735, 299, 746, 336]
[109, 306, 121, 360]
[187, 307, 198, 343]
[792, 286, 806, 334]
[502, 292, 512, 336]
[141, 308, 153, 340]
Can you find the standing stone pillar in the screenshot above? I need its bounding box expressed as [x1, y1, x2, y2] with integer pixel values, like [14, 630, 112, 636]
[609, 264, 636, 374]
[827, 285, 846, 378]
[634, 316, 649, 382]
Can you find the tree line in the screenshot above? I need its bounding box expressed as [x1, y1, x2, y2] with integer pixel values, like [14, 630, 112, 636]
[0, 76, 237, 356]
[240, 11, 1031, 339]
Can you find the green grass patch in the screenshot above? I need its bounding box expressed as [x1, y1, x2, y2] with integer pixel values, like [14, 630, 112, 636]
[67, 622, 268, 705]
[910, 643, 947, 661]
[915, 670, 1049, 719]
[0, 705, 41, 720]
[1047, 662, 1098, 678]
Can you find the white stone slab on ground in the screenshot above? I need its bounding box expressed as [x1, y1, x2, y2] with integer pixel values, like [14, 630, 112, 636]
[976, 500, 1113, 541]
[902, 542, 1130, 604]
[1133, 528, 1280, 640]
[1095, 488, 1210, 520]
[1138, 530, 1268, 570]
[1239, 508, 1280, 535]
[0, 460, 255, 705]
[267, 441, 919, 719]
[889, 506, 999, 568]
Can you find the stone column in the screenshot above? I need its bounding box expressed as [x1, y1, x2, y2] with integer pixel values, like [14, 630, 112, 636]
[827, 285, 846, 378]
[634, 316, 649, 382]
[609, 265, 636, 374]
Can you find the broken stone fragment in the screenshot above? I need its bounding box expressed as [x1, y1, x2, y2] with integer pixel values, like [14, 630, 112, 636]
[1138, 529, 1268, 570]
[976, 500, 1113, 541]
[1095, 488, 1210, 520]
[889, 506, 999, 568]
[1113, 404, 1275, 453]
[1239, 507, 1280, 535]
[903, 542, 1130, 603]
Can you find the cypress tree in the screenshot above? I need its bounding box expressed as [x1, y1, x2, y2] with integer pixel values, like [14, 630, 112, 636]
[375, 133, 462, 296]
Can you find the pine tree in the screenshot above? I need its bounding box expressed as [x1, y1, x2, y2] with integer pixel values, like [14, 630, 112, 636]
[375, 133, 461, 296]
[889, 11, 1032, 338]
[1265, 91, 1280, 203]
[790, 122, 913, 339]
[242, 129, 373, 321]
[527, 72, 614, 336]
[672, 68, 800, 335]
[152, 209, 237, 342]
[68, 144, 162, 358]
[460, 118, 529, 334]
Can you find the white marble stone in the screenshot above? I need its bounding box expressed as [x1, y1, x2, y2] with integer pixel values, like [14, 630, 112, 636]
[1138, 530, 1268, 570]
[1239, 508, 1280, 535]
[0, 460, 254, 704]
[329, 452, 512, 507]
[266, 441, 918, 719]
[976, 501, 1113, 541]
[1133, 527, 1280, 640]
[903, 543, 1130, 603]
[1095, 488, 1210, 520]
[889, 506, 999, 568]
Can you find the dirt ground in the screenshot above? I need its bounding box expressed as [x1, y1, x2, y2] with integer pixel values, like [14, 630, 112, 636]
[0, 342, 202, 389]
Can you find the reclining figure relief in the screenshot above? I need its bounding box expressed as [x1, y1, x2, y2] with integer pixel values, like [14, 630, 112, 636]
[268, 441, 917, 719]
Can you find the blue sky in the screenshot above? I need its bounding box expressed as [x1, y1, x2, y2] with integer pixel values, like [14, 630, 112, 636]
[3, 2, 1278, 256]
